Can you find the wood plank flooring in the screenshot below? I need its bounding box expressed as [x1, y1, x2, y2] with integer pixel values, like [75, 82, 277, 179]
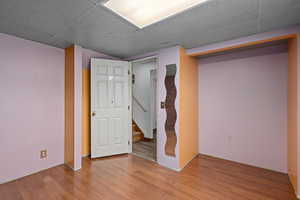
[132, 139, 156, 161]
[0, 154, 297, 200]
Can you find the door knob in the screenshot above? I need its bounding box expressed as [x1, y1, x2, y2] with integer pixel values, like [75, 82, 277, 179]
[92, 112, 96, 117]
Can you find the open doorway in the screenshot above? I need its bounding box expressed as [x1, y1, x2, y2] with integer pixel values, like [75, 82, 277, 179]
[131, 57, 157, 161]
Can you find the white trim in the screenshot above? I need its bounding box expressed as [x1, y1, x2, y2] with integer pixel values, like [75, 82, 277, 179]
[172, 168, 182, 172]
[150, 69, 157, 134]
[154, 58, 159, 163]
[128, 62, 133, 153]
[73, 166, 81, 171]
[130, 57, 159, 161]
[167, 154, 200, 172]
[131, 55, 158, 64]
[74, 45, 82, 171]
[0, 163, 64, 184]
[158, 161, 182, 172]
[124, 51, 159, 61]
[129, 57, 159, 162]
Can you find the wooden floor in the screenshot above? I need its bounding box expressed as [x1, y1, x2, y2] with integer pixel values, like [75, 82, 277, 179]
[0, 154, 297, 200]
[132, 139, 156, 161]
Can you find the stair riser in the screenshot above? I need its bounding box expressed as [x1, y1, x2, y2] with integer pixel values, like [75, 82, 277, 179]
[133, 135, 143, 143]
[132, 120, 144, 143]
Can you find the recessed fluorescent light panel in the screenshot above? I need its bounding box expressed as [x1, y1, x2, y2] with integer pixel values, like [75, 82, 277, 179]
[103, 0, 210, 29]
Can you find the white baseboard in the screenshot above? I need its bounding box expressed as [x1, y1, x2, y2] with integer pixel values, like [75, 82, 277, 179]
[157, 160, 182, 172]
[156, 154, 199, 172]
[1, 162, 63, 184]
[166, 166, 182, 172]
[73, 166, 81, 171]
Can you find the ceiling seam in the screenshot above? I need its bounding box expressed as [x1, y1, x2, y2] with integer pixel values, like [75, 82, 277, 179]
[257, 0, 262, 33]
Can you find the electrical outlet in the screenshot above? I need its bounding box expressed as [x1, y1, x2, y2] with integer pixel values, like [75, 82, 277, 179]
[40, 150, 47, 159]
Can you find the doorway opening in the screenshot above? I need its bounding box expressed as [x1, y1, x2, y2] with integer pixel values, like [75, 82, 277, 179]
[131, 57, 157, 161]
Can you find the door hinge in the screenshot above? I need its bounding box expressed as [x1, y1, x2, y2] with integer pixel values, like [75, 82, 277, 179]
[132, 74, 135, 84]
[128, 105, 130, 110]
[128, 70, 130, 75]
[128, 140, 130, 145]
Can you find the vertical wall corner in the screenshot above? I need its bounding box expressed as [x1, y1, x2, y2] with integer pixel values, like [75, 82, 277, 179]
[287, 35, 299, 195]
[156, 46, 199, 171]
[179, 47, 199, 169]
[64, 44, 82, 171]
[156, 46, 181, 170]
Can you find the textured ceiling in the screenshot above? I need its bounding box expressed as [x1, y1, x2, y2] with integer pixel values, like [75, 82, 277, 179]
[0, 0, 300, 58]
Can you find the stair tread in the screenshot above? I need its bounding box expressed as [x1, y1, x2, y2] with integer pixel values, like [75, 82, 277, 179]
[133, 131, 142, 136]
[132, 120, 144, 143]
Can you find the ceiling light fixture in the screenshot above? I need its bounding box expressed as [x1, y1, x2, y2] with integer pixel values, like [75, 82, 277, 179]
[103, 0, 210, 29]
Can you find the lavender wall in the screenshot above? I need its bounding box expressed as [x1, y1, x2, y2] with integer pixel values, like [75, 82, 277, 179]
[157, 46, 181, 171]
[0, 33, 65, 183]
[199, 44, 288, 173]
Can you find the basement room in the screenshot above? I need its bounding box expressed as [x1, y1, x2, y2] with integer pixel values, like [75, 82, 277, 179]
[1, 0, 300, 199]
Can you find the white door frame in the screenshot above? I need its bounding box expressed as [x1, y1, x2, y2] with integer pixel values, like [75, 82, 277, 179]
[128, 62, 133, 153]
[150, 69, 157, 132]
[130, 56, 158, 160]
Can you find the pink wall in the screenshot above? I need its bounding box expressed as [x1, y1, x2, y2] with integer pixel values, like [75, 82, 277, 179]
[199, 44, 288, 173]
[0, 33, 65, 183]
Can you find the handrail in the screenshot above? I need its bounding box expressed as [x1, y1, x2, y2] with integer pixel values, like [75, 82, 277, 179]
[133, 96, 147, 112]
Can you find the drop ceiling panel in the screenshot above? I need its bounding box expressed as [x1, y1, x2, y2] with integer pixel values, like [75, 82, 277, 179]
[52, 4, 137, 56]
[0, 0, 300, 58]
[26, 0, 94, 35]
[71, 4, 138, 37]
[0, 0, 19, 19]
[0, 19, 56, 46]
[122, 0, 259, 57]
[59, 26, 132, 57]
[0, 0, 94, 41]
[260, 0, 300, 32]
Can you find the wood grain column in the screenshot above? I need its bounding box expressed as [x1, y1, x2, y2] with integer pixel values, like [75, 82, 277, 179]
[179, 48, 199, 169]
[65, 45, 82, 170]
[288, 36, 298, 194]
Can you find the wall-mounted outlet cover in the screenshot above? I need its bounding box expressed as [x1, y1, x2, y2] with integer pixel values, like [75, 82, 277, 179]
[40, 150, 47, 159]
[160, 101, 165, 109]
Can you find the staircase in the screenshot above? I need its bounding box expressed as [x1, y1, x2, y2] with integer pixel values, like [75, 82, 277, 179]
[132, 121, 144, 143]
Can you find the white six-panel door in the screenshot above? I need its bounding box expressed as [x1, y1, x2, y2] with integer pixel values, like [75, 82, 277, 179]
[91, 59, 130, 158]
